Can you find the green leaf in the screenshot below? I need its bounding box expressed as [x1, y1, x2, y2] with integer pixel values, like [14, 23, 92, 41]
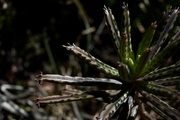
[120, 31, 135, 73]
[121, 3, 135, 70]
[141, 39, 180, 76]
[140, 62, 180, 81]
[137, 81, 180, 99]
[135, 48, 151, 77]
[63, 44, 120, 78]
[136, 22, 157, 61]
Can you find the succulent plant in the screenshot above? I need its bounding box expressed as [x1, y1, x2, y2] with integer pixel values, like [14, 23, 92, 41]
[35, 3, 180, 120]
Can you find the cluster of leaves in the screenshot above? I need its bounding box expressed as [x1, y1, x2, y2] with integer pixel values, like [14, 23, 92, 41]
[35, 3, 180, 120]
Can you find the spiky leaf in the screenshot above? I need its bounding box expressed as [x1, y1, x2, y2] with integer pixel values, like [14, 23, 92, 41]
[63, 44, 120, 78]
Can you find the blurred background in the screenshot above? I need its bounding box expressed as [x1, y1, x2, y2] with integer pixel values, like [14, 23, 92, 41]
[0, 0, 179, 120]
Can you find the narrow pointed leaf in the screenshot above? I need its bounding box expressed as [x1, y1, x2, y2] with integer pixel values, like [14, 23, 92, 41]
[120, 29, 128, 63]
[151, 76, 180, 86]
[140, 91, 180, 119]
[121, 3, 135, 70]
[120, 31, 135, 73]
[136, 22, 157, 60]
[36, 73, 122, 87]
[63, 44, 120, 78]
[35, 93, 94, 107]
[149, 8, 179, 60]
[96, 90, 129, 120]
[122, 3, 133, 59]
[140, 62, 180, 81]
[103, 6, 122, 61]
[142, 39, 180, 75]
[137, 81, 180, 99]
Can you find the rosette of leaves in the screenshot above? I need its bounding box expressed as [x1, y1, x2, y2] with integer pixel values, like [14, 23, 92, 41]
[35, 3, 180, 120]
